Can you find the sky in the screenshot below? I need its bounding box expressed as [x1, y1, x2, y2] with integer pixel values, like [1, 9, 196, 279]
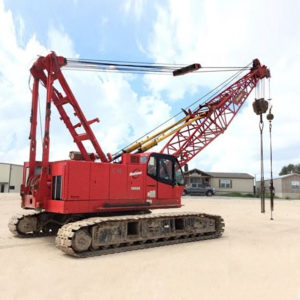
[0, 0, 299, 179]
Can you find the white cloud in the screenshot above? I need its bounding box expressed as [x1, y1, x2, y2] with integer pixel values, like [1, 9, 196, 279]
[0, 1, 172, 165]
[55, 69, 172, 159]
[15, 14, 25, 46]
[0, 1, 48, 164]
[123, 0, 147, 20]
[144, 0, 300, 177]
[47, 26, 77, 58]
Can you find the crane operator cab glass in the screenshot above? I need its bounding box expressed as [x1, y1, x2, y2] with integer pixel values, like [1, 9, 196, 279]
[147, 153, 184, 186]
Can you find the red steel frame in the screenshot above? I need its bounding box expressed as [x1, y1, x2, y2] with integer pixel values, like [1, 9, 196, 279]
[24, 52, 109, 208]
[160, 59, 270, 166]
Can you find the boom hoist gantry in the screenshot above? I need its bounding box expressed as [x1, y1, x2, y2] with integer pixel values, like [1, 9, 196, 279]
[9, 52, 270, 257]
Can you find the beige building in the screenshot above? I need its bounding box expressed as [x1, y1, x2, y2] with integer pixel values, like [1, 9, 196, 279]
[257, 173, 300, 199]
[184, 169, 254, 195]
[0, 163, 23, 193]
[208, 172, 254, 194]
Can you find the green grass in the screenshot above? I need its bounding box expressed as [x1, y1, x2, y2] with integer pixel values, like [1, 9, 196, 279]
[217, 192, 255, 197]
[217, 192, 280, 199]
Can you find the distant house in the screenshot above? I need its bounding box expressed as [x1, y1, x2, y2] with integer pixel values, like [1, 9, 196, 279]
[184, 168, 254, 195]
[207, 172, 255, 195]
[184, 169, 211, 186]
[257, 173, 300, 199]
[0, 163, 23, 193]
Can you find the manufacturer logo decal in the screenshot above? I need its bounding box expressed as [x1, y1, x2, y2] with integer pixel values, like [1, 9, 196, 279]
[129, 170, 142, 178]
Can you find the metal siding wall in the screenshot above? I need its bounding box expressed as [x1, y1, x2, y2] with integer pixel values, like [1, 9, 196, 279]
[263, 176, 300, 199]
[211, 177, 254, 193]
[272, 178, 282, 194]
[9, 165, 23, 193]
[0, 164, 10, 182]
[282, 175, 300, 194]
[3, 183, 9, 193]
[0, 164, 23, 193]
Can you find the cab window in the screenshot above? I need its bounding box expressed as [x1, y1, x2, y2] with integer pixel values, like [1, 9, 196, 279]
[174, 161, 184, 185]
[147, 154, 184, 186]
[159, 158, 172, 182]
[147, 156, 157, 176]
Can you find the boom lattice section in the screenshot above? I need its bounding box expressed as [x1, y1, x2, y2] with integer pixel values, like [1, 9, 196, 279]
[160, 60, 270, 166]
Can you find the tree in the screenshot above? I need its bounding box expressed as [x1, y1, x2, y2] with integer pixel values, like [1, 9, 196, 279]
[279, 163, 300, 175]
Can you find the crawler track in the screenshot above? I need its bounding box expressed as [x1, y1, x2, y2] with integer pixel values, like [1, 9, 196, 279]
[8, 211, 83, 238]
[8, 210, 152, 238]
[8, 211, 55, 238]
[56, 212, 225, 257]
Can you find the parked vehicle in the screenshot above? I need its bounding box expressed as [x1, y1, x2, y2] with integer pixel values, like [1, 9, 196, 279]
[184, 183, 215, 196]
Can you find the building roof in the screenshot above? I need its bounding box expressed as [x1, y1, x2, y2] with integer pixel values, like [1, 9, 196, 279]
[184, 168, 254, 179]
[184, 168, 211, 177]
[258, 172, 300, 183]
[276, 172, 300, 179]
[206, 172, 254, 179]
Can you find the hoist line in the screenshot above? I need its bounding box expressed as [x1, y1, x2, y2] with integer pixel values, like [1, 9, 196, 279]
[269, 117, 274, 219]
[259, 114, 265, 213]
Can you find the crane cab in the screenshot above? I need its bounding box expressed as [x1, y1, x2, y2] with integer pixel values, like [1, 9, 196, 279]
[21, 153, 184, 214]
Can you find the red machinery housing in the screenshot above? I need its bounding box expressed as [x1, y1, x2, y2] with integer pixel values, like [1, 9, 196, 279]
[22, 152, 184, 214]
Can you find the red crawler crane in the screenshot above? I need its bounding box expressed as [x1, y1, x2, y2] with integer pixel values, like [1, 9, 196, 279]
[9, 52, 270, 257]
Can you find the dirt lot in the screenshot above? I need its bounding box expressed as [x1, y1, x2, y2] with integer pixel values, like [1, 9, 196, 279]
[1, 194, 300, 300]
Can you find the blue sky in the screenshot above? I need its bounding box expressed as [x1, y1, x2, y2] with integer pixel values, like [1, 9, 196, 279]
[1, 0, 300, 177]
[4, 0, 209, 115]
[5, 0, 156, 60]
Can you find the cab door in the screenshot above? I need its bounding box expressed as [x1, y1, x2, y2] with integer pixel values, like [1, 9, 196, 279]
[146, 154, 184, 207]
[157, 157, 176, 201]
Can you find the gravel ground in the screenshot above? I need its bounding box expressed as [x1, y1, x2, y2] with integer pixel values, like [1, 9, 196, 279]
[1, 193, 300, 300]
